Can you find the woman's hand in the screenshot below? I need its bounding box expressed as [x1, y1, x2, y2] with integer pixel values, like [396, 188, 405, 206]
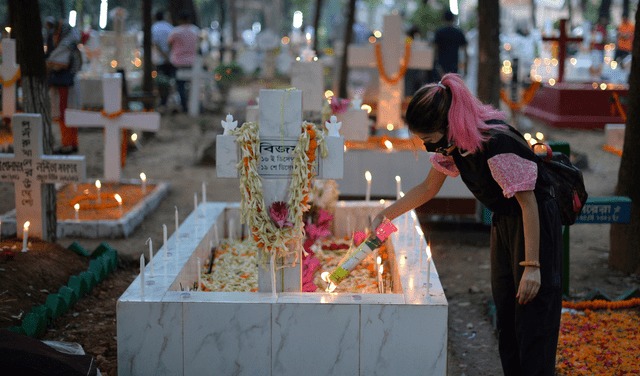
[517, 267, 541, 304]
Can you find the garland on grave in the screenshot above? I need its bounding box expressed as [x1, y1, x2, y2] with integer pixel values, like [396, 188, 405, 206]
[0, 67, 21, 86]
[375, 37, 412, 85]
[610, 92, 627, 122]
[100, 109, 126, 119]
[230, 121, 328, 265]
[499, 80, 542, 111]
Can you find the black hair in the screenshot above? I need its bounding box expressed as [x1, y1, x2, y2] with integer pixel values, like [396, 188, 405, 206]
[405, 84, 451, 135]
[155, 11, 164, 22]
[443, 10, 454, 22]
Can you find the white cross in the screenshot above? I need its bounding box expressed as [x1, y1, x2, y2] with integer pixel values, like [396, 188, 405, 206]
[65, 73, 160, 182]
[290, 57, 324, 115]
[176, 56, 216, 117]
[348, 14, 433, 129]
[1, 38, 20, 118]
[216, 89, 344, 292]
[0, 114, 86, 239]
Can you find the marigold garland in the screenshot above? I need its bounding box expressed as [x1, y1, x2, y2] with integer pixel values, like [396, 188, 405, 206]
[499, 81, 542, 111]
[100, 109, 126, 119]
[562, 298, 640, 311]
[230, 121, 328, 263]
[0, 67, 21, 87]
[610, 92, 627, 122]
[375, 38, 412, 85]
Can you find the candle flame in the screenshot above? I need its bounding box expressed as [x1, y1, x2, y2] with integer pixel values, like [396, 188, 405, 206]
[140, 172, 146, 181]
[416, 226, 424, 236]
[360, 104, 372, 114]
[321, 271, 330, 282]
[74, 203, 80, 210]
[24, 221, 30, 231]
[395, 175, 401, 182]
[384, 140, 393, 150]
[365, 171, 372, 182]
[411, 211, 417, 220]
[5, 27, 11, 34]
[95, 180, 101, 189]
[379, 265, 384, 274]
[327, 282, 337, 293]
[379, 199, 385, 205]
[114, 194, 122, 203]
[131, 133, 138, 142]
[377, 256, 382, 264]
[426, 244, 432, 259]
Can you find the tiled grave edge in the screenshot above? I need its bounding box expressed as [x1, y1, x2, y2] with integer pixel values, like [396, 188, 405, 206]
[7, 242, 119, 337]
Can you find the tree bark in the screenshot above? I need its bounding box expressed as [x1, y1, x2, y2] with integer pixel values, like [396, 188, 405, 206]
[229, 0, 238, 60]
[8, 0, 56, 242]
[312, 0, 324, 54]
[477, 0, 501, 109]
[610, 6, 640, 274]
[142, 0, 153, 95]
[338, 0, 357, 99]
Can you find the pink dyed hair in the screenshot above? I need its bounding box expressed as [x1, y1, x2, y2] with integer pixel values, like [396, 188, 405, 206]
[406, 73, 506, 154]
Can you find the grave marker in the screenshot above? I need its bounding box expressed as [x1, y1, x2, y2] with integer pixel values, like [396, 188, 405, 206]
[0, 114, 86, 239]
[65, 73, 160, 182]
[541, 19, 583, 83]
[176, 56, 216, 117]
[1, 37, 20, 118]
[216, 89, 344, 292]
[348, 14, 433, 129]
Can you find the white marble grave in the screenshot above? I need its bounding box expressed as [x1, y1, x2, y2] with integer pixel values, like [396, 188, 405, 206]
[175, 56, 216, 117]
[290, 51, 324, 116]
[348, 14, 433, 129]
[1, 37, 20, 118]
[117, 202, 448, 376]
[65, 73, 160, 182]
[0, 114, 85, 239]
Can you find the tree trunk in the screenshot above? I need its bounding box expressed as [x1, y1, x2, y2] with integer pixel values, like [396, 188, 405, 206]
[338, 0, 357, 99]
[8, 0, 56, 242]
[312, 0, 324, 54]
[609, 6, 640, 274]
[531, 0, 537, 29]
[142, 0, 153, 95]
[229, 0, 238, 60]
[477, 0, 501, 109]
[598, 0, 612, 20]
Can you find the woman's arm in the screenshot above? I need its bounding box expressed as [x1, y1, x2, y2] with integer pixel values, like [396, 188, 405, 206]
[372, 167, 447, 229]
[514, 190, 541, 304]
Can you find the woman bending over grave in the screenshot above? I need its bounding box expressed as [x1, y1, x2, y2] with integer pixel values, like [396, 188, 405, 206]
[372, 73, 563, 376]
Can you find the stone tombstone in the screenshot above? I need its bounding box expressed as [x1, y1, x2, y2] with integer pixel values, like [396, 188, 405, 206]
[0, 114, 86, 239]
[348, 14, 433, 129]
[65, 73, 160, 182]
[1, 37, 20, 118]
[290, 50, 324, 119]
[216, 89, 344, 292]
[175, 56, 216, 117]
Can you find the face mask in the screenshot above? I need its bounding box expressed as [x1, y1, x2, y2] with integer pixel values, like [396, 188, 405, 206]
[423, 132, 453, 155]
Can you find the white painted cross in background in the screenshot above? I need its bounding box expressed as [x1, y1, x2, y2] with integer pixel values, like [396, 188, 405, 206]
[348, 13, 433, 129]
[1, 37, 20, 118]
[217, 89, 344, 292]
[0, 114, 86, 239]
[176, 56, 216, 117]
[65, 73, 160, 182]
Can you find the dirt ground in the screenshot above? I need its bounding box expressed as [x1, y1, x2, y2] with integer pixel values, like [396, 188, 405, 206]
[1, 80, 638, 375]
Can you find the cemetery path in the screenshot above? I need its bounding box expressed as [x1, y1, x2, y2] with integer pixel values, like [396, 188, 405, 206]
[1, 86, 638, 375]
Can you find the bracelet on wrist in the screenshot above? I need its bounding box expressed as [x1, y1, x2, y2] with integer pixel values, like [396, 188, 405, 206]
[519, 261, 540, 268]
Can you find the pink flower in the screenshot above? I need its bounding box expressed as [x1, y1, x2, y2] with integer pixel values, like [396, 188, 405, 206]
[330, 97, 351, 114]
[270, 201, 293, 228]
[317, 209, 333, 225]
[353, 231, 367, 246]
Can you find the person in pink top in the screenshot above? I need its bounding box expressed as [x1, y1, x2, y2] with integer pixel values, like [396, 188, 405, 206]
[167, 11, 199, 113]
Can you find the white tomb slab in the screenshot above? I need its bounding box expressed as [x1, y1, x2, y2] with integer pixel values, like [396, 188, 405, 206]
[65, 73, 160, 182]
[605, 123, 625, 150]
[0, 114, 85, 239]
[117, 202, 448, 376]
[336, 108, 370, 141]
[348, 14, 433, 129]
[290, 59, 324, 116]
[175, 56, 216, 117]
[1, 37, 20, 118]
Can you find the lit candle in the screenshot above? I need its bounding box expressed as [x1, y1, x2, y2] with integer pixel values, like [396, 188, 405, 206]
[411, 212, 417, 248]
[346, 214, 352, 238]
[365, 171, 372, 202]
[146, 237, 154, 277]
[114, 194, 123, 216]
[131, 133, 141, 150]
[140, 254, 145, 297]
[197, 257, 202, 291]
[426, 243, 432, 297]
[174, 206, 179, 244]
[379, 264, 384, 293]
[95, 180, 101, 204]
[395, 176, 401, 200]
[140, 172, 147, 194]
[74, 203, 80, 221]
[194, 193, 198, 225]
[214, 222, 219, 246]
[21, 221, 30, 252]
[202, 181, 206, 215]
[417, 227, 424, 270]
[162, 224, 168, 261]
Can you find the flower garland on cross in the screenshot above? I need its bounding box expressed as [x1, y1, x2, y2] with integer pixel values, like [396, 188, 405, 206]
[230, 121, 329, 266]
[375, 37, 412, 85]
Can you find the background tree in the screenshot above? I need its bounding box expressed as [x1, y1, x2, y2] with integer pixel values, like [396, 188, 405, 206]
[312, 0, 324, 53]
[610, 6, 640, 274]
[8, 0, 57, 241]
[168, 0, 198, 26]
[338, 0, 357, 99]
[476, 0, 501, 108]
